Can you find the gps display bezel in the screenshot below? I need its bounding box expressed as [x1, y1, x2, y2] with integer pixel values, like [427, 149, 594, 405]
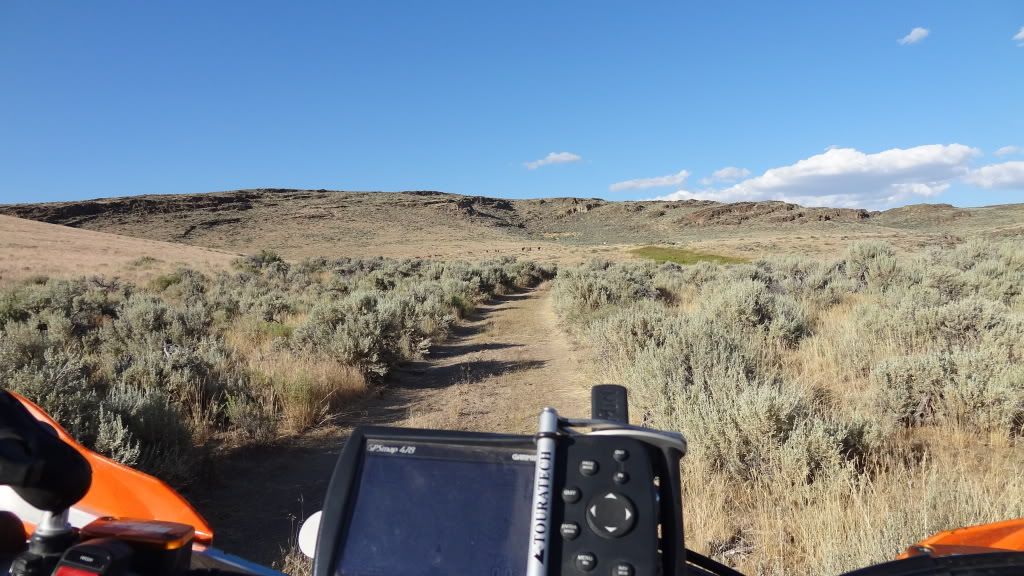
[312, 426, 536, 576]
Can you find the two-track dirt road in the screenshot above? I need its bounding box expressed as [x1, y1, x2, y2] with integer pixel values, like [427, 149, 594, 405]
[194, 283, 591, 566]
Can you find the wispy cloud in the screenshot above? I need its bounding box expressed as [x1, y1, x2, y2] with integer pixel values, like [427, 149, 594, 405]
[524, 151, 582, 170]
[609, 169, 689, 191]
[899, 27, 930, 45]
[963, 161, 1024, 189]
[995, 145, 1022, 157]
[655, 144, 979, 209]
[1015, 26, 1024, 46]
[700, 166, 750, 186]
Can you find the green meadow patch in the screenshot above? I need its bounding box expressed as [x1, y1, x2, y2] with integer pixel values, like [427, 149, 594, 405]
[629, 245, 746, 265]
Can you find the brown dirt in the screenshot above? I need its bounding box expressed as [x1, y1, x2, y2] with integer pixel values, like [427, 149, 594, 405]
[191, 283, 591, 567]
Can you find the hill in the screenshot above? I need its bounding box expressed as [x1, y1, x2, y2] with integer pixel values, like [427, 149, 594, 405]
[0, 214, 237, 286]
[2, 189, 1021, 260]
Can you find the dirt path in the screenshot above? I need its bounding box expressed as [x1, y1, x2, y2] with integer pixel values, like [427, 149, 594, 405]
[193, 284, 591, 566]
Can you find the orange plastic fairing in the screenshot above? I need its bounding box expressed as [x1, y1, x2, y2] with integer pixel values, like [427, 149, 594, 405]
[900, 518, 1024, 558]
[10, 392, 213, 544]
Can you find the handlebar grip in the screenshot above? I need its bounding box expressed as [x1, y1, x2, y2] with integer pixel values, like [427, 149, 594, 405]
[0, 391, 91, 512]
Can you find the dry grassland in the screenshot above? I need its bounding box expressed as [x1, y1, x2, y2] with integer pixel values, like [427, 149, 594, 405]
[0, 215, 237, 287]
[554, 239, 1024, 574]
[4, 190, 1022, 264]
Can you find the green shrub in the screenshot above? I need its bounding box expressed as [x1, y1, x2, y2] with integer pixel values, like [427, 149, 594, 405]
[225, 389, 278, 443]
[843, 241, 899, 290]
[6, 348, 100, 443]
[695, 279, 810, 347]
[553, 262, 659, 320]
[150, 270, 185, 292]
[449, 294, 474, 319]
[130, 256, 160, 268]
[0, 288, 31, 328]
[95, 408, 142, 467]
[586, 301, 679, 368]
[236, 249, 287, 272]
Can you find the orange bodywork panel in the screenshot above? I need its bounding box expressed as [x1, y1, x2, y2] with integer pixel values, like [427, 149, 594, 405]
[900, 518, 1024, 559]
[10, 392, 213, 544]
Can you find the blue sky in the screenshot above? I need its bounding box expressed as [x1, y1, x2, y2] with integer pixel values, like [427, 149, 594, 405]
[1, 1, 1022, 209]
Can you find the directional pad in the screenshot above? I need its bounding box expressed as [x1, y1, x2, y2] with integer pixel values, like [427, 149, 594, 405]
[585, 491, 636, 539]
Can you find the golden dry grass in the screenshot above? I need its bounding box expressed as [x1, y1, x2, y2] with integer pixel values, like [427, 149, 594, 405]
[711, 290, 1024, 574]
[688, 440, 1024, 575]
[263, 356, 368, 432]
[276, 546, 312, 576]
[225, 317, 368, 433]
[0, 214, 237, 287]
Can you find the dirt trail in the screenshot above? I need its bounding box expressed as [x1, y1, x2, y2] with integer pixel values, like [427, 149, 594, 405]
[194, 283, 591, 566]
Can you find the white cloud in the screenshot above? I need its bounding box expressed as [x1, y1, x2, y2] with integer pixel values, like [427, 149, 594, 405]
[610, 170, 689, 191]
[899, 27, 930, 45]
[655, 144, 980, 209]
[963, 161, 1024, 189]
[700, 166, 751, 186]
[524, 151, 582, 170]
[995, 145, 1022, 157]
[1014, 26, 1024, 46]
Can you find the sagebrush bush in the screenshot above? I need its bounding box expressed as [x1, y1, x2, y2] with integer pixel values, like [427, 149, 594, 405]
[696, 278, 810, 346]
[5, 347, 101, 443]
[871, 349, 1024, 435]
[555, 238, 1024, 574]
[552, 262, 658, 320]
[586, 301, 679, 369]
[0, 253, 551, 483]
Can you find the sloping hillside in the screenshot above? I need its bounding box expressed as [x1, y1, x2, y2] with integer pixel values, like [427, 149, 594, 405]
[2, 190, 1020, 260]
[0, 214, 237, 286]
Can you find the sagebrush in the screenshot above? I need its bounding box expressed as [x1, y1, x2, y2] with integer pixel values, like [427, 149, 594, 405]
[0, 253, 553, 483]
[554, 238, 1024, 575]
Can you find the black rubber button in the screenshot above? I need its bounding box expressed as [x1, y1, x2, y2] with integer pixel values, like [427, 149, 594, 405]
[612, 562, 635, 576]
[560, 522, 580, 540]
[613, 448, 629, 462]
[575, 552, 597, 572]
[613, 471, 629, 485]
[562, 487, 582, 503]
[580, 460, 599, 476]
[586, 492, 637, 539]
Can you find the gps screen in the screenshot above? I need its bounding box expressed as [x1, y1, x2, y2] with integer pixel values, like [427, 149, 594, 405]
[335, 440, 536, 576]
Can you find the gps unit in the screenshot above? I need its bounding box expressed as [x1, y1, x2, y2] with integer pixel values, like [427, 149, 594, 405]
[311, 386, 688, 576]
